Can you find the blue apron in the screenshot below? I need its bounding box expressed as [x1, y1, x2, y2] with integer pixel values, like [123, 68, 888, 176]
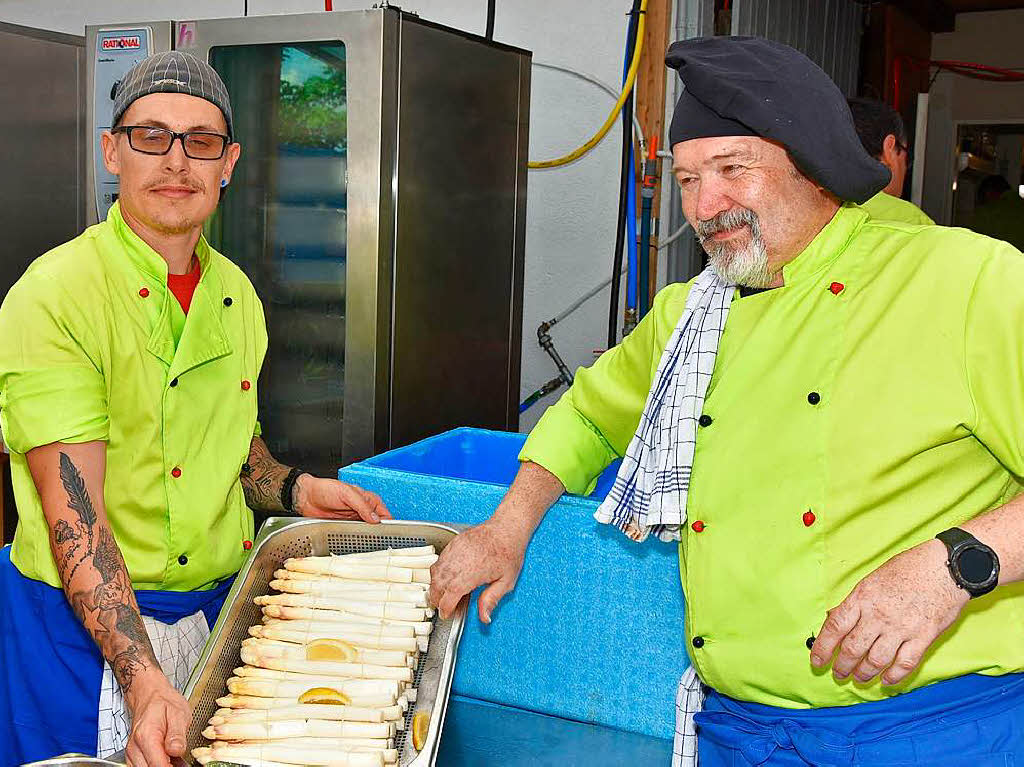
[0, 546, 233, 766]
[696, 671, 1024, 766]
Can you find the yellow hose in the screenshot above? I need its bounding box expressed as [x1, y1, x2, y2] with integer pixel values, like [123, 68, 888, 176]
[528, 0, 649, 170]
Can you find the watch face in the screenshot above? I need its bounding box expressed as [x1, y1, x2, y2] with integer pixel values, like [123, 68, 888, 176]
[957, 546, 995, 585]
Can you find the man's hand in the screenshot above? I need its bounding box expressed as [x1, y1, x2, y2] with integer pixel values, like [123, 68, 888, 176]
[429, 518, 530, 624]
[124, 669, 191, 767]
[810, 539, 970, 686]
[294, 475, 392, 524]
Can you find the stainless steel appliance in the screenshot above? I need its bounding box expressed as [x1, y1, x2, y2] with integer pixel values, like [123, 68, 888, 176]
[0, 22, 86, 540]
[86, 9, 530, 475]
[0, 22, 85, 305]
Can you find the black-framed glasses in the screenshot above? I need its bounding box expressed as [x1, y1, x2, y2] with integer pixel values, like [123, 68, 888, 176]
[112, 126, 230, 160]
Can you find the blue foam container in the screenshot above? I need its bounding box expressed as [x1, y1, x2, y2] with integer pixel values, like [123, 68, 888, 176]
[339, 427, 688, 741]
[359, 426, 621, 498]
[438, 695, 673, 764]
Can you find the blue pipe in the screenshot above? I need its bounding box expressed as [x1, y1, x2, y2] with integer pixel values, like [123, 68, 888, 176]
[626, 142, 638, 311]
[623, 52, 638, 313]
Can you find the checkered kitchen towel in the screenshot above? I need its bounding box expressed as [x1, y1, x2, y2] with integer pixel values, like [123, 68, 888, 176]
[594, 267, 733, 764]
[594, 266, 734, 543]
[96, 611, 210, 758]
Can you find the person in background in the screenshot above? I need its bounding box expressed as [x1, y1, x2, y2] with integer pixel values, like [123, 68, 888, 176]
[848, 96, 934, 225]
[969, 174, 1024, 252]
[0, 52, 390, 767]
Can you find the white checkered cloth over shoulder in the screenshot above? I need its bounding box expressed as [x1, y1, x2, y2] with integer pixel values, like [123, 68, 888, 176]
[594, 267, 734, 764]
[594, 267, 734, 543]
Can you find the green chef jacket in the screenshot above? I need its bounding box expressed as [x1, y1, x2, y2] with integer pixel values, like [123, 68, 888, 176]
[0, 202, 267, 591]
[521, 204, 1024, 709]
[860, 191, 934, 226]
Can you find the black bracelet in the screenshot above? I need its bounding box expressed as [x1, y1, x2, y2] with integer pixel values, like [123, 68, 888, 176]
[281, 467, 307, 513]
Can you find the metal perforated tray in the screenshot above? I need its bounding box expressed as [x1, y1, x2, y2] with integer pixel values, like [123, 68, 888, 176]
[182, 517, 467, 767]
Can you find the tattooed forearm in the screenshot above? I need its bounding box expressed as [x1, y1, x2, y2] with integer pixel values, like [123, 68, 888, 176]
[240, 437, 297, 513]
[47, 451, 158, 694]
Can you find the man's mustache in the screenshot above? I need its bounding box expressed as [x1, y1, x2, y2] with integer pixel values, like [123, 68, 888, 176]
[145, 177, 205, 193]
[696, 208, 759, 241]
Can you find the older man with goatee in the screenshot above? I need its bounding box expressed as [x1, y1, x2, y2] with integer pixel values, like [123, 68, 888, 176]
[430, 37, 1024, 765]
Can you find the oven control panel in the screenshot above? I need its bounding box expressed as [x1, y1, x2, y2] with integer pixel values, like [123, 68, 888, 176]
[92, 28, 152, 220]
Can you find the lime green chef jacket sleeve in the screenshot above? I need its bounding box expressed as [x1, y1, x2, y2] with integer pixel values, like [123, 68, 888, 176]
[0, 273, 109, 453]
[964, 238, 1024, 476]
[520, 284, 692, 495]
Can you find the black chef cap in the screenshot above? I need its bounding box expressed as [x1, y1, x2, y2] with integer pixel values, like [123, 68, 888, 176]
[665, 36, 889, 204]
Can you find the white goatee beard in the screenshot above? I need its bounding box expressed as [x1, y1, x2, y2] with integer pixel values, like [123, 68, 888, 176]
[697, 208, 774, 288]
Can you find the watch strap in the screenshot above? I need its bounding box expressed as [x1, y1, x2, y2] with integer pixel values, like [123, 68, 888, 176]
[936, 527, 975, 550]
[281, 467, 307, 513]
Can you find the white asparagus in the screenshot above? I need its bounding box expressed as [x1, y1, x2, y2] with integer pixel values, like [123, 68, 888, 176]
[261, 581, 428, 606]
[262, 604, 433, 635]
[243, 738, 394, 752]
[204, 719, 394, 741]
[269, 572, 427, 591]
[232, 667, 407, 695]
[282, 560, 428, 584]
[192, 749, 385, 765]
[210, 710, 406, 732]
[211, 739, 395, 759]
[280, 553, 436, 570]
[259, 616, 430, 650]
[267, 582, 432, 621]
[193, 752, 340, 767]
[250, 623, 419, 653]
[195, 751, 397, 767]
[217, 693, 408, 712]
[260, 613, 416, 638]
[266, 580, 432, 615]
[226, 676, 400, 700]
[286, 546, 434, 564]
[197, 743, 384, 767]
[200, 546, 434, 767]
[241, 647, 413, 682]
[232, 668, 412, 703]
[242, 638, 413, 669]
[209, 702, 403, 724]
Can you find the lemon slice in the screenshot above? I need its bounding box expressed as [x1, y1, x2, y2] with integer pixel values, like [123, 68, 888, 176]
[298, 686, 351, 705]
[412, 711, 430, 750]
[305, 638, 357, 662]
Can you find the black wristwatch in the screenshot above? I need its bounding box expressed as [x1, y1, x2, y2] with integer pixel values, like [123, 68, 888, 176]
[935, 527, 999, 598]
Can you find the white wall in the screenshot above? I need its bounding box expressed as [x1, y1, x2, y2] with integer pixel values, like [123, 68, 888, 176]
[0, 0, 670, 432]
[931, 10, 1024, 123]
[922, 9, 1024, 223]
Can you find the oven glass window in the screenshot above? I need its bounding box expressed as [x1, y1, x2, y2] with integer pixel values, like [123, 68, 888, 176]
[208, 42, 347, 477]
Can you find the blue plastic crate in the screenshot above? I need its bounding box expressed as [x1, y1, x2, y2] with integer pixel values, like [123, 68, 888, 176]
[339, 427, 688, 741]
[360, 426, 621, 498]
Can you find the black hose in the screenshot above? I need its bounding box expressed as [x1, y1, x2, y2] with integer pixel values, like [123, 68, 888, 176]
[485, 0, 496, 40]
[639, 188, 653, 317]
[607, 1, 642, 348]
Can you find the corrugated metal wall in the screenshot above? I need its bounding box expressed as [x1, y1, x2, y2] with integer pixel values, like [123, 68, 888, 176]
[731, 0, 865, 96]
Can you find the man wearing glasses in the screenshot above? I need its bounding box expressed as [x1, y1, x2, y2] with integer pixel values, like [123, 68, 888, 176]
[0, 52, 390, 767]
[847, 97, 934, 226]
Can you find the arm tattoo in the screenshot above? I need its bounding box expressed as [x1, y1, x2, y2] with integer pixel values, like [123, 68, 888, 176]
[49, 452, 158, 693]
[57, 452, 97, 581]
[240, 437, 298, 513]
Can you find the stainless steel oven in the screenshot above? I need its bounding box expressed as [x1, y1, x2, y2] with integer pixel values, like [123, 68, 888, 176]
[86, 8, 529, 475]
